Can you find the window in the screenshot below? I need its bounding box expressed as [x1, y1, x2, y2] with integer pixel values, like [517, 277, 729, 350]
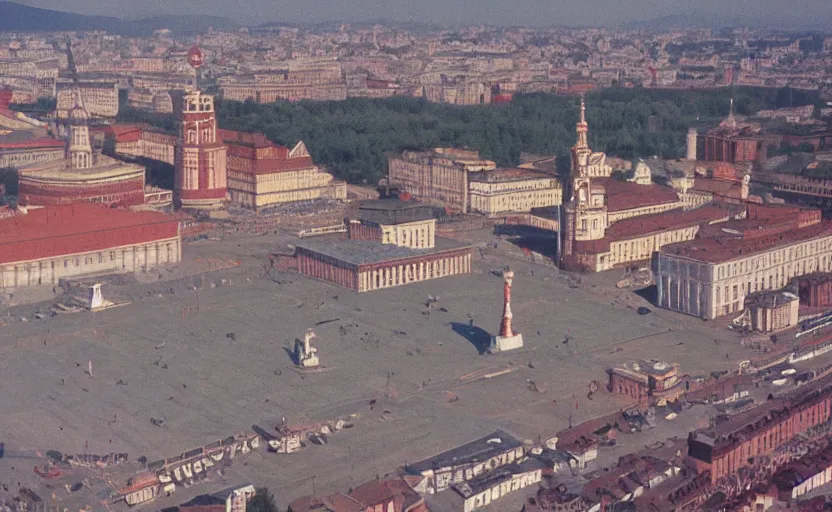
[581, 219, 587, 231]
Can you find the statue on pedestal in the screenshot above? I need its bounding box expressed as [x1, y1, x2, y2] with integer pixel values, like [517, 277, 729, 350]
[295, 329, 320, 368]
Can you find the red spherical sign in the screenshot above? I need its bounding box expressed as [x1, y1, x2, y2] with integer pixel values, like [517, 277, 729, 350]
[187, 45, 204, 69]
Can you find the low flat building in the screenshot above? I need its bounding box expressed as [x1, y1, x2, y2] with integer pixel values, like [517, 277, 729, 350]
[608, 360, 684, 406]
[467, 168, 562, 216]
[289, 478, 427, 512]
[0, 131, 65, 169]
[295, 237, 471, 292]
[347, 200, 436, 249]
[179, 484, 256, 512]
[744, 290, 799, 333]
[220, 130, 345, 210]
[449, 460, 545, 512]
[294, 200, 471, 291]
[406, 429, 525, 495]
[0, 203, 181, 288]
[655, 205, 832, 319]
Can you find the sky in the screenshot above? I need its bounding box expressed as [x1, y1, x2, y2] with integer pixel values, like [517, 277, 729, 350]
[19, 0, 832, 27]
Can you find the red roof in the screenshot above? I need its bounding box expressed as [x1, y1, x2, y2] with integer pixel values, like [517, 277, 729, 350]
[220, 129, 316, 174]
[0, 204, 179, 264]
[0, 137, 64, 149]
[662, 220, 832, 264]
[595, 178, 679, 212]
[575, 205, 736, 254]
[606, 205, 736, 241]
[692, 177, 743, 199]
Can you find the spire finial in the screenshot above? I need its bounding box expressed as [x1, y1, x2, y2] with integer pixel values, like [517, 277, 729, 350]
[727, 97, 737, 129]
[575, 94, 589, 149]
[580, 94, 586, 125]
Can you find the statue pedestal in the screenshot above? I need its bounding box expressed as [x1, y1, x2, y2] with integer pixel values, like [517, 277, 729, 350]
[489, 333, 524, 353]
[299, 355, 319, 368]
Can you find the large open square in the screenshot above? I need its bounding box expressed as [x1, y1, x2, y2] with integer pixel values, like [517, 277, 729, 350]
[0, 230, 751, 508]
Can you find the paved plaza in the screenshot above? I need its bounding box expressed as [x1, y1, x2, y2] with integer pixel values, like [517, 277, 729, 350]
[0, 231, 752, 508]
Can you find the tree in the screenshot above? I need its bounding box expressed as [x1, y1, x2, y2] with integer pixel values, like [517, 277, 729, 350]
[247, 488, 279, 512]
[125, 86, 819, 186]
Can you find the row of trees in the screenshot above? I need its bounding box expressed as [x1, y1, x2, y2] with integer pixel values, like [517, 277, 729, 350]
[118, 86, 820, 186]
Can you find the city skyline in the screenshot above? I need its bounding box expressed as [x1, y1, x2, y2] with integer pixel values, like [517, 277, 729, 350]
[17, 0, 832, 28]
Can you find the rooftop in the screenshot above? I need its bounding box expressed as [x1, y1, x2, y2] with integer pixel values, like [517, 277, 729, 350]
[295, 236, 469, 267]
[18, 154, 145, 181]
[406, 429, 523, 473]
[595, 178, 680, 213]
[605, 204, 735, 241]
[690, 371, 832, 453]
[469, 168, 559, 184]
[0, 203, 178, 262]
[745, 291, 799, 309]
[451, 459, 547, 497]
[574, 204, 737, 255]
[661, 221, 832, 264]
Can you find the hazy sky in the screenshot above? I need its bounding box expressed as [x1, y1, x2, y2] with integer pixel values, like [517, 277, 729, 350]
[19, 0, 832, 27]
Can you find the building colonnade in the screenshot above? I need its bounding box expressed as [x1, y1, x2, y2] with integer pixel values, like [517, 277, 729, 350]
[0, 237, 181, 288]
[359, 252, 472, 292]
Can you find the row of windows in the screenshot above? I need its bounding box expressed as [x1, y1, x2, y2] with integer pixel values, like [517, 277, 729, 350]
[716, 257, 831, 305]
[716, 237, 832, 279]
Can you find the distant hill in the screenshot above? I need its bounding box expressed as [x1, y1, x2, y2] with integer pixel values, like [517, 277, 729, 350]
[624, 11, 832, 31]
[0, 2, 236, 35]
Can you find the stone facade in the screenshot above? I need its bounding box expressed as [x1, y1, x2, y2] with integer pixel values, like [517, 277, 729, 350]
[688, 372, 832, 486]
[560, 98, 731, 273]
[387, 148, 496, 213]
[174, 90, 227, 210]
[745, 291, 800, 332]
[0, 204, 180, 289]
[296, 245, 472, 292]
[222, 135, 345, 210]
[56, 80, 119, 119]
[656, 215, 832, 320]
[467, 168, 562, 216]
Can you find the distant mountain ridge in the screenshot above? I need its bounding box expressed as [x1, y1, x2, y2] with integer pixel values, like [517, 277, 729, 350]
[0, 2, 236, 35]
[623, 11, 832, 31]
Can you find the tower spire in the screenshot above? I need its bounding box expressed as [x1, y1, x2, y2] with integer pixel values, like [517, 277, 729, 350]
[727, 97, 737, 130]
[575, 94, 589, 149]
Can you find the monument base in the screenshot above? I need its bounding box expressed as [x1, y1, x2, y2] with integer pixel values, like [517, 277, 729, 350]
[489, 333, 524, 353]
[298, 356, 320, 369]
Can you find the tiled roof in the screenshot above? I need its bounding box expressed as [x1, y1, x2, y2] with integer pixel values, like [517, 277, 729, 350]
[595, 178, 680, 212]
[661, 221, 832, 264]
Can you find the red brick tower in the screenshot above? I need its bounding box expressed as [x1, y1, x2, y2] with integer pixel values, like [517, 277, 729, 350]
[174, 89, 228, 210]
